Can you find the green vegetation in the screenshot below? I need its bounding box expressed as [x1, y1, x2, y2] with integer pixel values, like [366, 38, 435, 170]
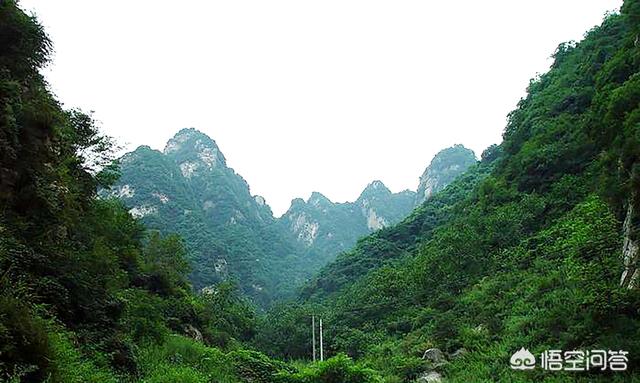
[0, 1, 375, 381]
[109, 137, 309, 306]
[2, 0, 640, 382]
[262, 2, 640, 381]
[111, 139, 475, 306]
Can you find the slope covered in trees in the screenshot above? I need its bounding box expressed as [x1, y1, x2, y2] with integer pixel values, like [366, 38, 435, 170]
[106, 129, 309, 306]
[259, 2, 640, 381]
[110, 129, 476, 306]
[0, 2, 380, 382]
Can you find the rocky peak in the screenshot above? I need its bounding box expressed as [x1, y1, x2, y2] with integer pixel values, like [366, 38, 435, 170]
[254, 195, 266, 206]
[163, 128, 227, 175]
[287, 197, 306, 211]
[416, 144, 477, 205]
[308, 192, 332, 208]
[357, 180, 392, 202]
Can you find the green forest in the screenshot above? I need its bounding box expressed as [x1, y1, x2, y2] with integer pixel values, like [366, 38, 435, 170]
[1, 0, 640, 382]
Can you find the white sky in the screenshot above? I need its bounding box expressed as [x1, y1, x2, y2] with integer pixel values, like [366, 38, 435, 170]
[20, 0, 622, 216]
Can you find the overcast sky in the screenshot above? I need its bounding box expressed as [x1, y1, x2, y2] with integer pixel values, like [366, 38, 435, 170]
[20, 0, 622, 216]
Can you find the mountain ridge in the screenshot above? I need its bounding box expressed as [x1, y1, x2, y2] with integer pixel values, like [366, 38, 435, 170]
[110, 128, 478, 304]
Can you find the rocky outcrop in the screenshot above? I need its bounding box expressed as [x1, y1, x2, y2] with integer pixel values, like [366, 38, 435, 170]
[418, 348, 447, 382]
[416, 145, 477, 206]
[422, 348, 446, 365]
[184, 324, 203, 342]
[621, 199, 640, 289]
[417, 371, 442, 383]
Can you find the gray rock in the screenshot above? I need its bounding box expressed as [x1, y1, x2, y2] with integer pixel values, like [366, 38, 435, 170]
[417, 371, 442, 383]
[620, 200, 639, 289]
[184, 324, 203, 342]
[422, 348, 446, 364]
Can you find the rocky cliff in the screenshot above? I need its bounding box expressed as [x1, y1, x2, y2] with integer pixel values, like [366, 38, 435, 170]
[416, 144, 477, 205]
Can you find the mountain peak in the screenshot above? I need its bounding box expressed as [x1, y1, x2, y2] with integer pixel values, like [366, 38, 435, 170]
[163, 128, 227, 169]
[416, 144, 477, 205]
[308, 192, 332, 206]
[358, 180, 391, 201]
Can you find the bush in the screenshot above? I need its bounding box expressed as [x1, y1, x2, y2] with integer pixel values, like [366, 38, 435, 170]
[279, 354, 382, 383]
[230, 349, 293, 383]
[137, 335, 237, 383]
[0, 296, 51, 382]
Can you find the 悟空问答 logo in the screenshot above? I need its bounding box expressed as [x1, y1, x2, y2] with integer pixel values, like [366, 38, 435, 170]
[510, 348, 536, 370]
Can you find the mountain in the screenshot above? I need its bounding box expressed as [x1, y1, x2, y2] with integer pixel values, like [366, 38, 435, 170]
[107, 128, 306, 305]
[415, 144, 478, 205]
[279, 181, 416, 267]
[279, 147, 476, 267]
[111, 129, 477, 302]
[257, 4, 640, 382]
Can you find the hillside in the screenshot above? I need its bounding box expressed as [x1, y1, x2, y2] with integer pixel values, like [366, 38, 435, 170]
[106, 128, 308, 305]
[258, 3, 640, 382]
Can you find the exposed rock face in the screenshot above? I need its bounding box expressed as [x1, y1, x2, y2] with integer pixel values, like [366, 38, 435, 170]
[184, 324, 203, 342]
[417, 371, 442, 383]
[291, 212, 320, 246]
[422, 348, 446, 365]
[357, 180, 406, 231]
[114, 184, 135, 198]
[128, 205, 158, 218]
[418, 348, 447, 382]
[416, 144, 477, 206]
[279, 181, 416, 265]
[621, 199, 639, 289]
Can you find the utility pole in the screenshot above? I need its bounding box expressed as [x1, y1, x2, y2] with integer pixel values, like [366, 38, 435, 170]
[319, 318, 324, 362]
[312, 315, 316, 362]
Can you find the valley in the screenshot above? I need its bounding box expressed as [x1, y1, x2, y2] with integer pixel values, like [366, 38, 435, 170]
[1, 1, 639, 382]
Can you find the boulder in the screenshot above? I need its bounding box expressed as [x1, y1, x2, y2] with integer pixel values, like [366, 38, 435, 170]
[417, 371, 442, 383]
[422, 348, 446, 364]
[184, 324, 203, 342]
